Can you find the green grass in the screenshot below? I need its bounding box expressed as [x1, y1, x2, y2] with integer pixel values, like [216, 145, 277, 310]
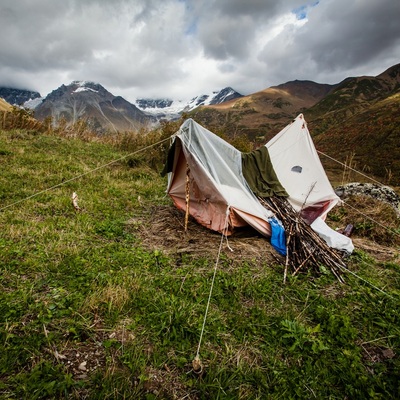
[0, 129, 399, 399]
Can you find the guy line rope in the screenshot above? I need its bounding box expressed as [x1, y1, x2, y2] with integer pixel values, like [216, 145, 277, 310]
[0, 135, 173, 212]
[317, 150, 400, 239]
[192, 208, 231, 374]
[317, 150, 386, 187]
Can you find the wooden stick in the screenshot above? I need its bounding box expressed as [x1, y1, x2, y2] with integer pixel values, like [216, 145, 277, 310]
[184, 164, 190, 233]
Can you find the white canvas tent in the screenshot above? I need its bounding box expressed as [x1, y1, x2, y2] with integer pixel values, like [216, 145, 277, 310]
[164, 118, 275, 237]
[266, 114, 340, 224]
[163, 114, 353, 254]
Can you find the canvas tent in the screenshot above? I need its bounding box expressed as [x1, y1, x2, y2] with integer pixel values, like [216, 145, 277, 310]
[266, 114, 339, 224]
[162, 114, 353, 254]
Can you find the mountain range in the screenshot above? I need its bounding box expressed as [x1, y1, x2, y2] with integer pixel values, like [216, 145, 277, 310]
[0, 83, 244, 130]
[0, 87, 41, 107]
[0, 63, 399, 184]
[134, 87, 243, 121]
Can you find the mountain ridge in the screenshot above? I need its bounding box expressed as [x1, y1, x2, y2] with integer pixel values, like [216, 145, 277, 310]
[133, 87, 243, 121]
[1, 63, 399, 183]
[0, 87, 41, 106]
[33, 81, 154, 133]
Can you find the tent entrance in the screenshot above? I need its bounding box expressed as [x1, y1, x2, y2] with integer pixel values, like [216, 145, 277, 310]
[167, 142, 272, 236]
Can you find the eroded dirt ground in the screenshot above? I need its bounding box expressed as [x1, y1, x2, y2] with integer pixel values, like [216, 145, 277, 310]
[128, 205, 399, 266]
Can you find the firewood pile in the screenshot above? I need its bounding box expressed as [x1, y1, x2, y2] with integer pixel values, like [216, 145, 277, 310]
[259, 196, 348, 283]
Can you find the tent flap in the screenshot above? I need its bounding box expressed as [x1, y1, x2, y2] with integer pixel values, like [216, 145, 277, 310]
[242, 146, 288, 197]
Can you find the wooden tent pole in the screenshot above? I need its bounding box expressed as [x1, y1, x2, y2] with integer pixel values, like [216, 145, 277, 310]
[185, 164, 190, 232]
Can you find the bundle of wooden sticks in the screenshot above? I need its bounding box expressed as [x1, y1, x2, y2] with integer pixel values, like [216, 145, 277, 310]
[259, 196, 348, 283]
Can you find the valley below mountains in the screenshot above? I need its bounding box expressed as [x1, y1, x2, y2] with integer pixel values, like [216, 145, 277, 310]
[0, 62, 399, 184]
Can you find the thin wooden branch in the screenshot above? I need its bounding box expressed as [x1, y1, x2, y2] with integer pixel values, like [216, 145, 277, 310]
[185, 164, 190, 232]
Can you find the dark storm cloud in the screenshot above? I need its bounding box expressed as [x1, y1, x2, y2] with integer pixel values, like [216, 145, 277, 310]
[192, 0, 308, 60]
[310, 1, 400, 70]
[258, 0, 400, 84]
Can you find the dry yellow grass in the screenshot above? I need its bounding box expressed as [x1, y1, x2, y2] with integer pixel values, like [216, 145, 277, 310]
[0, 97, 12, 112]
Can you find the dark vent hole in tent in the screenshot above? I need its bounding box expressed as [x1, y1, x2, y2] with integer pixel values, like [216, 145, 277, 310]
[291, 165, 302, 173]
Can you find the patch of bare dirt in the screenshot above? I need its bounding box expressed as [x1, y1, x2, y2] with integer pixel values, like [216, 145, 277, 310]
[361, 343, 396, 364]
[128, 205, 399, 267]
[128, 205, 284, 266]
[352, 237, 400, 263]
[44, 318, 137, 381]
[51, 338, 107, 380]
[143, 365, 199, 400]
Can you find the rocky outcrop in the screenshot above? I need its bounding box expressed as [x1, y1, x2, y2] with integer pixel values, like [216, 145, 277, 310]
[335, 183, 400, 216]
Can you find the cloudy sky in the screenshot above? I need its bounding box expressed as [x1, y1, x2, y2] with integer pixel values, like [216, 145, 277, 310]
[1, 0, 399, 102]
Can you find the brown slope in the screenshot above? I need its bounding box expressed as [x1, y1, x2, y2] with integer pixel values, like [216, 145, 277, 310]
[0, 97, 12, 112]
[306, 63, 400, 134]
[376, 63, 400, 89]
[304, 64, 400, 185]
[191, 80, 336, 141]
[190, 64, 400, 143]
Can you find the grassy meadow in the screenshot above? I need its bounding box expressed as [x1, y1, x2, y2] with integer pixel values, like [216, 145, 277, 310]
[0, 118, 399, 399]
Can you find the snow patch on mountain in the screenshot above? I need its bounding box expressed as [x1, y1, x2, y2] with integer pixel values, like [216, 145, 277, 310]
[134, 98, 188, 120]
[24, 97, 44, 109]
[73, 87, 99, 94]
[135, 87, 243, 120]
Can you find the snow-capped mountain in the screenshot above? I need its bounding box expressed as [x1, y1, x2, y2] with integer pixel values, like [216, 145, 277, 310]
[34, 81, 154, 133]
[134, 98, 187, 120]
[135, 87, 243, 120]
[2, 82, 243, 130]
[188, 87, 243, 108]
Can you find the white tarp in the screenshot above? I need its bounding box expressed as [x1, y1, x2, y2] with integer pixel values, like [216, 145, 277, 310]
[311, 217, 354, 254]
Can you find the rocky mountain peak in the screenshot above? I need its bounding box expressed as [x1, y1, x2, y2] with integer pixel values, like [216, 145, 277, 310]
[209, 87, 243, 105]
[0, 87, 41, 106]
[45, 81, 112, 102]
[34, 81, 153, 133]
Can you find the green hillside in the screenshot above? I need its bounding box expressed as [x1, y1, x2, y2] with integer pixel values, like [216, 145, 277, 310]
[0, 125, 399, 399]
[310, 93, 400, 186]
